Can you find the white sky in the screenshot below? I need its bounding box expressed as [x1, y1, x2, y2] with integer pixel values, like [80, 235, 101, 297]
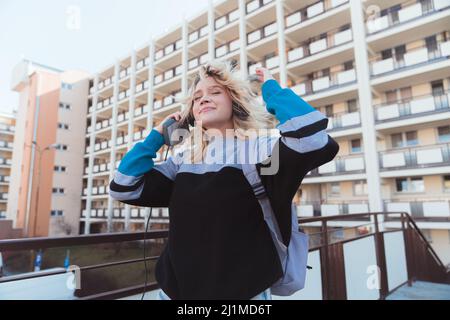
[0, 0, 209, 114]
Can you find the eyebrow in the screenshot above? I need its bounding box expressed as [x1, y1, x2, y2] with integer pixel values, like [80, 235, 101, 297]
[193, 85, 223, 96]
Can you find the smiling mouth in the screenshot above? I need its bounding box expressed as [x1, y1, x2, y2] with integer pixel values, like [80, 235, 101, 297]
[200, 107, 215, 114]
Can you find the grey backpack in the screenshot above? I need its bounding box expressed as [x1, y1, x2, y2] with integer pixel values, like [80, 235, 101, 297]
[241, 162, 310, 296]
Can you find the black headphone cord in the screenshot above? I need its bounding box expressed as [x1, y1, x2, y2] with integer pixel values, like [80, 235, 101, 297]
[141, 145, 172, 300]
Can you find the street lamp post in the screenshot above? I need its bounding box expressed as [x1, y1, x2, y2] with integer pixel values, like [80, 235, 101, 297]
[25, 141, 58, 237]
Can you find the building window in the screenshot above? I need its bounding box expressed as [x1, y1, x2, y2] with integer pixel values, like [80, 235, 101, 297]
[59, 102, 71, 110]
[55, 144, 68, 151]
[391, 131, 418, 148]
[50, 210, 64, 217]
[350, 139, 362, 153]
[52, 188, 65, 194]
[395, 177, 425, 193]
[61, 82, 72, 90]
[324, 105, 333, 117]
[437, 126, 450, 142]
[57, 123, 70, 130]
[347, 99, 358, 113]
[329, 182, 340, 196]
[54, 165, 66, 172]
[444, 175, 450, 192]
[353, 180, 368, 195]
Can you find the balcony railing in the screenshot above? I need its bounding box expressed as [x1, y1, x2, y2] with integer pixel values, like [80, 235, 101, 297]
[246, 0, 274, 15]
[0, 175, 10, 183]
[84, 162, 113, 175]
[384, 200, 450, 219]
[370, 40, 450, 77]
[0, 158, 12, 166]
[327, 109, 361, 131]
[287, 25, 353, 65]
[366, 0, 450, 34]
[0, 124, 15, 133]
[155, 39, 183, 62]
[379, 142, 450, 170]
[290, 68, 357, 97]
[285, 0, 349, 30]
[374, 91, 450, 123]
[307, 153, 365, 177]
[215, 8, 239, 31]
[215, 38, 240, 58]
[247, 20, 277, 45]
[0, 141, 13, 149]
[298, 201, 370, 217]
[0, 212, 447, 299]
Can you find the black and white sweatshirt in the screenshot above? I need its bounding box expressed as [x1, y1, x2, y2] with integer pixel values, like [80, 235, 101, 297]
[109, 79, 339, 300]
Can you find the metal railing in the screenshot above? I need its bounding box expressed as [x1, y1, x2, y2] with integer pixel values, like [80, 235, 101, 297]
[1, 211, 447, 299]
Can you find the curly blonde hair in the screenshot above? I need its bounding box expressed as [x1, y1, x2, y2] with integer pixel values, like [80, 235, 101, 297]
[178, 60, 277, 163]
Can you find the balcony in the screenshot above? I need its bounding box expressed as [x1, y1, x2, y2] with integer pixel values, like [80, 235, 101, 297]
[154, 38, 183, 71]
[379, 142, 450, 174]
[0, 192, 8, 201]
[0, 158, 12, 166]
[84, 162, 114, 176]
[370, 41, 450, 91]
[291, 68, 357, 99]
[298, 201, 369, 218]
[0, 175, 10, 183]
[304, 153, 366, 183]
[287, 25, 353, 75]
[366, 0, 450, 51]
[327, 110, 361, 133]
[384, 200, 450, 220]
[0, 141, 13, 150]
[284, 0, 350, 46]
[0, 124, 15, 134]
[0, 212, 447, 299]
[374, 91, 450, 130]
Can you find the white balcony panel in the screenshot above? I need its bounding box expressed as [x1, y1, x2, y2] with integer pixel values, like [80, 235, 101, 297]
[215, 16, 227, 29]
[286, 12, 301, 27]
[216, 45, 228, 57]
[345, 157, 364, 171]
[410, 96, 435, 114]
[200, 54, 209, 65]
[288, 47, 304, 62]
[334, 29, 352, 46]
[331, 0, 347, 7]
[348, 204, 369, 214]
[312, 76, 330, 91]
[422, 202, 450, 217]
[307, 2, 324, 18]
[404, 48, 428, 67]
[291, 83, 306, 96]
[200, 26, 208, 37]
[131, 208, 139, 218]
[386, 202, 411, 214]
[248, 29, 262, 43]
[434, 0, 450, 10]
[318, 160, 336, 174]
[249, 62, 263, 75]
[164, 69, 174, 80]
[189, 31, 199, 43]
[416, 148, 443, 164]
[266, 56, 279, 69]
[321, 204, 339, 216]
[229, 9, 240, 22]
[230, 39, 240, 51]
[377, 104, 400, 120]
[247, 0, 259, 13]
[264, 23, 277, 37]
[298, 205, 314, 217]
[439, 41, 450, 57]
[337, 69, 356, 85]
[367, 15, 389, 33]
[341, 112, 360, 127]
[398, 3, 422, 23]
[189, 59, 199, 69]
[382, 153, 406, 168]
[309, 38, 327, 55]
[372, 58, 394, 75]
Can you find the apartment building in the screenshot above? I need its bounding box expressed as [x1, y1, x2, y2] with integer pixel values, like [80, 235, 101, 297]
[0, 112, 16, 219]
[8, 60, 90, 237]
[82, 0, 450, 263]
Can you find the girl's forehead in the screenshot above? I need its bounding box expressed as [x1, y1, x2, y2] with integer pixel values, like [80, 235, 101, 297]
[195, 76, 223, 91]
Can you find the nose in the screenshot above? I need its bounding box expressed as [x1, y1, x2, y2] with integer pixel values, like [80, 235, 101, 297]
[200, 95, 212, 105]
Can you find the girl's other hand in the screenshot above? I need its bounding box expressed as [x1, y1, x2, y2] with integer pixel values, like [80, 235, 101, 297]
[255, 67, 274, 83]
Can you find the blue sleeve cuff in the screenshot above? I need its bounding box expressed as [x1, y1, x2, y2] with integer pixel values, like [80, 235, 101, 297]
[144, 128, 165, 150]
[262, 79, 283, 103]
